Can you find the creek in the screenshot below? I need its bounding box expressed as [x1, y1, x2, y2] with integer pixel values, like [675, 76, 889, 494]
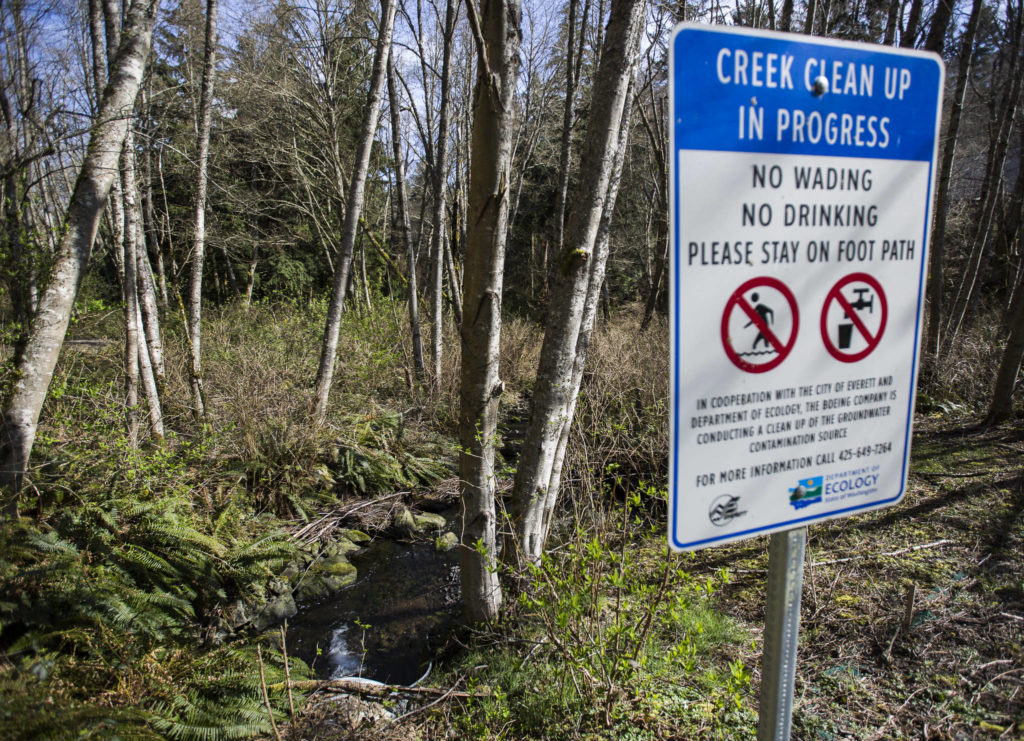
[286, 535, 462, 685]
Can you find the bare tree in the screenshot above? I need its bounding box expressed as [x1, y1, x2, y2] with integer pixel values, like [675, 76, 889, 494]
[505, 0, 645, 567]
[186, 0, 220, 420]
[459, 0, 522, 623]
[313, 0, 397, 423]
[924, 0, 984, 362]
[429, 0, 459, 382]
[388, 49, 425, 380]
[0, 0, 161, 513]
[944, 17, 1024, 346]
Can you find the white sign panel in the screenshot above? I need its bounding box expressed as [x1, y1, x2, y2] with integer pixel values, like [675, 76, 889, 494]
[668, 25, 944, 551]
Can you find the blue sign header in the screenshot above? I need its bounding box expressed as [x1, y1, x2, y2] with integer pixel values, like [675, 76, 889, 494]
[672, 26, 943, 161]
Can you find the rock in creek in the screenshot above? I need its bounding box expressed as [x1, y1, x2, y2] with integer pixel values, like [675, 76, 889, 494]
[253, 592, 297, 632]
[435, 532, 458, 552]
[393, 506, 447, 536]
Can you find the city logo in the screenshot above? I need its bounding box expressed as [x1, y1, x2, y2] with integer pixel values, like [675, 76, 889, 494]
[709, 494, 747, 526]
[789, 476, 823, 509]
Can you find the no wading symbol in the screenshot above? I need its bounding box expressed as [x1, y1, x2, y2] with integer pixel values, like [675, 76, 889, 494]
[821, 273, 888, 363]
[721, 277, 799, 373]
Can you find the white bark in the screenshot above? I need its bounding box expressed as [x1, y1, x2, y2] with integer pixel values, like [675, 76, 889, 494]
[122, 128, 164, 438]
[313, 0, 397, 423]
[187, 0, 220, 420]
[506, 0, 644, 567]
[387, 48, 425, 379]
[459, 0, 522, 623]
[430, 0, 459, 384]
[0, 0, 160, 506]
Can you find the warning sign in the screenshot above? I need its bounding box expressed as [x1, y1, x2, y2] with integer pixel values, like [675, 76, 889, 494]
[722, 277, 799, 373]
[821, 273, 888, 362]
[668, 25, 943, 551]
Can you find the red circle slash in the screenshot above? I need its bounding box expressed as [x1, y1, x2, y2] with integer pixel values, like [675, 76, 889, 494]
[820, 273, 888, 363]
[720, 277, 799, 373]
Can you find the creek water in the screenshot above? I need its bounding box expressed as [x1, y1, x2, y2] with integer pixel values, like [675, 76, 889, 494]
[286, 536, 462, 686]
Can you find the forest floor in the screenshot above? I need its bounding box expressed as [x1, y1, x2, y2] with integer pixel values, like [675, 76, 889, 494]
[287, 414, 1024, 741]
[691, 416, 1024, 741]
[3, 301, 1021, 740]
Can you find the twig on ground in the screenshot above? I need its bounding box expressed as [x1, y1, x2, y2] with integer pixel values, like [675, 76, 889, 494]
[281, 624, 295, 721]
[268, 678, 490, 698]
[392, 671, 471, 723]
[258, 646, 283, 741]
[811, 539, 954, 567]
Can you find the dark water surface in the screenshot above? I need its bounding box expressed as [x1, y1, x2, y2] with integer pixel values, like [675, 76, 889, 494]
[286, 536, 462, 686]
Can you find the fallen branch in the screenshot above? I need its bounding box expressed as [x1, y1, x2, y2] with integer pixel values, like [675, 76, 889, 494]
[393, 671, 471, 722]
[269, 678, 490, 698]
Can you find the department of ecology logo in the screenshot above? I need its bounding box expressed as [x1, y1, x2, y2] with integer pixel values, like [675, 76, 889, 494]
[709, 494, 747, 526]
[788, 477, 823, 510]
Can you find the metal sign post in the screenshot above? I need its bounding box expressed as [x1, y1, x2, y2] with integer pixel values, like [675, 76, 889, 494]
[758, 527, 807, 741]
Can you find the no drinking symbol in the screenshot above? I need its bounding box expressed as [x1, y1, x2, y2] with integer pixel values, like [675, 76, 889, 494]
[721, 277, 799, 373]
[820, 273, 888, 363]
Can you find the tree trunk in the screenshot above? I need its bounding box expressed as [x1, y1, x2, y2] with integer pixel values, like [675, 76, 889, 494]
[458, 0, 521, 623]
[900, 0, 922, 47]
[803, 0, 817, 34]
[505, 0, 644, 567]
[444, 230, 463, 328]
[987, 264, 1024, 423]
[0, 0, 159, 512]
[122, 129, 166, 412]
[944, 44, 1024, 346]
[924, 0, 983, 362]
[187, 0, 220, 421]
[245, 243, 259, 309]
[641, 233, 668, 331]
[387, 50, 425, 380]
[122, 148, 142, 447]
[883, 0, 899, 45]
[779, 0, 794, 31]
[922, 0, 954, 53]
[551, 0, 583, 263]
[313, 0, 397, 423]
[534, 76, 636, 556]
[430, 0, 458, 384]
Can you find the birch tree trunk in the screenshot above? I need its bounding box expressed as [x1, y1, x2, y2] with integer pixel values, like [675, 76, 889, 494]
[121, 129, 164, 440]
[0, 0, 159, 511]
[550, 0, 586, 263]
[924, 0, 983, 361]
[505, 0, 644, 567]
[313, 0, 397, 423]
[429, 0, 458, 383]
[387, 49, 425, 380]
[187, 0, 220, 421]
[458, 0, 521, 623]
[534, 76, 635, 553]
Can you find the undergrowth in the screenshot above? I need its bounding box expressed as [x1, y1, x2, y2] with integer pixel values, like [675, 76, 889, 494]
[0, 296, 459, 739]
[432, 485, 756, 740]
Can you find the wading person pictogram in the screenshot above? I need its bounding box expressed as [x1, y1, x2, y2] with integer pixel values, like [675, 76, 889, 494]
[745, 292, 775, 351]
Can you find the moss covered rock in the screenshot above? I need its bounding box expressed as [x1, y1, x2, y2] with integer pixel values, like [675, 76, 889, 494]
[413, 512, 447, 532]
[435, 532, 458, 552]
